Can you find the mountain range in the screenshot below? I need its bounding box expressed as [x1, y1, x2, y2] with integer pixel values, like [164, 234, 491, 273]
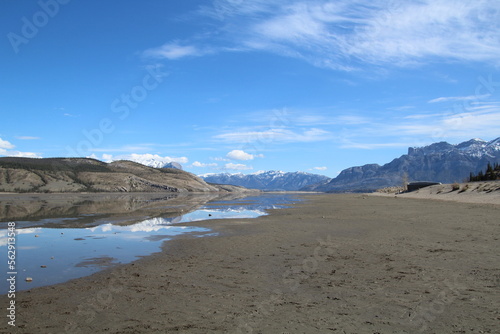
[200, 137, 500, 193]
[1, 137, 498, 194]
[305, 137, 500, 192]
[118, 156, 183, 170]
[0, 157, 252, 193]
[200, 170, 330, 191]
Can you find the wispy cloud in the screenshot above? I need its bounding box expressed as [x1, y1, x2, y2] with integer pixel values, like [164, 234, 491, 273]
[199, 0, 274, 19]
[428, 94, 491, 103]
[143, 41, 212, 60]
[294, 113, 371, 126]
[211, 156, 230, 162]
[396, 108, 500, 138]
[191, 161, 218, 168]
[91, 144, 157, 153]
[382, 107, 499, 144]
[215, 127, 331, 143]
[224, 162, 253, 170]
[389, 105, 416, 112]
[332, 99, 500, 149]
[15, 136, 40, 140]
[156, 0, 500, 70]
[340, 141, 414, 150]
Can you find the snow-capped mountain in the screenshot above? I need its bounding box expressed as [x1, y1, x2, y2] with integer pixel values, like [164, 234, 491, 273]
[163, 162, 183, 170]
[304, 137, 500, 193]
[200, 170, 330, 191]
[119, 155, 183, 169]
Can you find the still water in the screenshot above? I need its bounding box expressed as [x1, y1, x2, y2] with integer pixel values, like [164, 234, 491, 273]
[0, 192, 297, 292]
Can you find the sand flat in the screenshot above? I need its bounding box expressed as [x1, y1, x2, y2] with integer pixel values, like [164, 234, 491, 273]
[375, 180, 500, 205]
[2, 194, 499, 333]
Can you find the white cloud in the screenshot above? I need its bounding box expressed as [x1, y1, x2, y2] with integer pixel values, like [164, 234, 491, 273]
[191, 0, 500, 70]
[191, 161, 218, 168]
[428, 94, 491, 103]
[0, 138, 15, 150]
[389, 105, 416, 112]
[4, 151, 41, 158]
[224, 163, 253, 170]
[340, 141, 414, 150]
[128, 153, 188, 164]
[226, 149, 264, 161]
[339, 101, 500, 148]
[215, 127, 331, 143]
[91, 144, 157, 153]
[143, 42, 211, 60]
[0, 137, 41, 158]
[334, 115, 371, 125]
[101, 154, 113, 162]
[15, 136, 40, 140]
[200, 0, 274, 19]
[312, 166, 327, 171]
[94, 153, 188, 165]
[403, 111, 500, 139]
[211, 156, 230, 162]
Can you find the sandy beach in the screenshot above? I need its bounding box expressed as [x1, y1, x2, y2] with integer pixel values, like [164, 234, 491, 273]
[2, 193, 499, 333]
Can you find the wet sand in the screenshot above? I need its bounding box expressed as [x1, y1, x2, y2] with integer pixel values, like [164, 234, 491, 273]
[2, 193, 499, 333]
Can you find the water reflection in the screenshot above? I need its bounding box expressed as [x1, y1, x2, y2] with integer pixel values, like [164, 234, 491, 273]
[1, 220, 210, 291]
[0, 193, 297, 292]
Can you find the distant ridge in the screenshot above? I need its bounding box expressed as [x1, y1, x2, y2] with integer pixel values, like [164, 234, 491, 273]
[200, 170, 330, 191]
[0, 157, 252, 193]
[102, 155, 184, 169]
[304, 137, 500, 193]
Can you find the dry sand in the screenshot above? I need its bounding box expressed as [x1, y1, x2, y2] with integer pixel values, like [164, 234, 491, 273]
[375, 181, 500, 205]
[2, 193, 499, 333]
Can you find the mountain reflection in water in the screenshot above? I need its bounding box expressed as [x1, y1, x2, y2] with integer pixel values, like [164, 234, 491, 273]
[0, 192, 298, 292]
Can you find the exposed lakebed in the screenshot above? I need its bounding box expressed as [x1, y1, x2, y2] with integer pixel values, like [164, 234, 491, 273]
[0, 192, 298, 292]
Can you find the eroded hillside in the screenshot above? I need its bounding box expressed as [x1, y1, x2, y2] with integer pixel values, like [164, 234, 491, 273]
[0, 157, 253, 193]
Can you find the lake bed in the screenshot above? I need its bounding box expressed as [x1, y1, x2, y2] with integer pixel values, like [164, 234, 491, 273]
[0, 192, 298, 291]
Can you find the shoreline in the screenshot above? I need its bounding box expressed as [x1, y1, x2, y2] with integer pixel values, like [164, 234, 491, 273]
[372, 180, 500, 205]
[2, 193, 499, 333]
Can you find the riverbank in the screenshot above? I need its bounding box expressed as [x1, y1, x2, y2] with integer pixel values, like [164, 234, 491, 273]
[1, 193, 499, 333]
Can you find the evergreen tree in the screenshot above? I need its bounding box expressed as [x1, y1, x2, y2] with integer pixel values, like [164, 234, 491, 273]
[486, 162, 493, 174]
[468, 162, 500, 181]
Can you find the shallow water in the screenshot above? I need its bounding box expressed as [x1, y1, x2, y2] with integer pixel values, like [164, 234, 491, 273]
[0, 193, 297, 292]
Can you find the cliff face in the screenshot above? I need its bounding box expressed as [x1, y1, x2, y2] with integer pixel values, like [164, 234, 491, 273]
[0, 157, 252, 193]
[304, 138, 500, 193]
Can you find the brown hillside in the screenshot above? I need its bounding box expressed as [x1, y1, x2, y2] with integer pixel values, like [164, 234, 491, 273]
[0, 157, 253, 193]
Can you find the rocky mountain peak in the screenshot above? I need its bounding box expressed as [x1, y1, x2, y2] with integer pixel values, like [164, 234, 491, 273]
[200, 170, 330, 191]
[305, 137, 500, 193]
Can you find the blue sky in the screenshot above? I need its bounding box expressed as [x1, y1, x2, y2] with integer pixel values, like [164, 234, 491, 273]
[1, 0, 499, 177]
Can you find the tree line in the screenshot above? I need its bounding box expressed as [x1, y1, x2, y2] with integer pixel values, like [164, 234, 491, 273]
[468, 162, 500, 182]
